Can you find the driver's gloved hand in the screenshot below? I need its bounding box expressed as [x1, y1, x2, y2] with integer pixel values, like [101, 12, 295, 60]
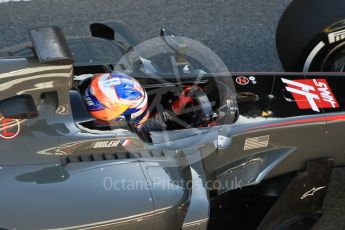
[137, 111, 172, 133]
[134, 112, 171, 143]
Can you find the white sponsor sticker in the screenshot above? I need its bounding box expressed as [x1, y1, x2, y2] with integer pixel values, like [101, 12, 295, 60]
[328, 29, 345, 44]
[244, 135, 270, 151]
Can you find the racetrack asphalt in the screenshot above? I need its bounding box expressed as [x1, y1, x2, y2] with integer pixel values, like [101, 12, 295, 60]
[0, 0, 291, 72]
[0, 0, 344, 229]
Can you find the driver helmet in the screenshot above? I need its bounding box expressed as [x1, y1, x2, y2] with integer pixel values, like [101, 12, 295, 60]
[84, 72, 149, 127]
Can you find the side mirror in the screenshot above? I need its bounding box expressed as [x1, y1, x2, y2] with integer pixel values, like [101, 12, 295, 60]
[0, 95, 39, 119]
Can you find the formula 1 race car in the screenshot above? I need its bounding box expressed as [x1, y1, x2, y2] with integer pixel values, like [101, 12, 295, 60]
[1, 0, 345, 229]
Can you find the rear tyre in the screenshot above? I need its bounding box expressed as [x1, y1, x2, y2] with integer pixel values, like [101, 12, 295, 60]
[276, 0, 345, 72]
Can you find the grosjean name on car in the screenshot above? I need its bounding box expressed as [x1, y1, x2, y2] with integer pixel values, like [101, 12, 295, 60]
[93, 139, 132, 148]
[93, 140, 120, 148]
[282, 78, 339, 112]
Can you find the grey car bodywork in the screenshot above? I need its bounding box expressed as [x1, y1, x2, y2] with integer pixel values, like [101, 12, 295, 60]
[0, 24, 343, 230]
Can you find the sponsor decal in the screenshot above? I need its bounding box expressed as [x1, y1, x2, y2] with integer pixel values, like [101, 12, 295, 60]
[0, 118, 20, 139]
[235, 76, 250, 86]
[249, 76, 257, 84]
[301, 186, 326, 200]
[328, 29, 345, 44]
[244, 135, 270, 150]
[282, 78, 339, 112]
[94, 140, 120, 149]
[93, 139, 132, 149]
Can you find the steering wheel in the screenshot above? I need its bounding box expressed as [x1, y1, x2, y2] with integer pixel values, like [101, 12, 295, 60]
[171, 86, 215, 128]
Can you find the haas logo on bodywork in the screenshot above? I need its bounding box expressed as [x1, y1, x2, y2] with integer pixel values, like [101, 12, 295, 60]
[282, 78, 339, 112]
